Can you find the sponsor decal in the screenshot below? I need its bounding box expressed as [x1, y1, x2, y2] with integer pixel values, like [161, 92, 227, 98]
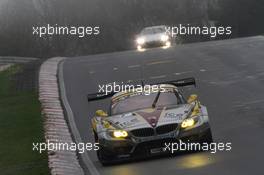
[164, 112, 184, 120]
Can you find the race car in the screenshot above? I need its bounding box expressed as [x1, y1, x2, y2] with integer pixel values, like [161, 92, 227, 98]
[88, 78, 213, 165]
[135, 25, 172, 51]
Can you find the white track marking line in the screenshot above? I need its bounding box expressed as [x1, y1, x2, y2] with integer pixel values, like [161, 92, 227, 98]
[149, 75, 167, 79]
[146, 60, 175, 66]
[128, 64, 141, 68]
[173, 71, 193, 76]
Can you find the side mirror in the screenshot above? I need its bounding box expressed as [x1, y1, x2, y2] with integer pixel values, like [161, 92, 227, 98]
[95, 110, 108, 117]
[187, 94, 198, 104]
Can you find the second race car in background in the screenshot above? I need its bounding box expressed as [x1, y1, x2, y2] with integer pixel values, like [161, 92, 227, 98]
[136, 25, 172, 51]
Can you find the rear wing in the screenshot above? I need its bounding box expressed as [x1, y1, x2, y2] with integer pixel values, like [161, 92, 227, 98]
[87, 77, 196, 102]
[153, 77, 196, 87]
[87, 92, 115, 102]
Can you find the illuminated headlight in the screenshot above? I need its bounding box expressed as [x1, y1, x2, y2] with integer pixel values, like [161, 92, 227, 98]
[181, 118, 195, 128]
[161, 35, 169, 42]
[112, 130, 128, 138]
[136, 37, 145, 45]
[165, 41, 171, 47]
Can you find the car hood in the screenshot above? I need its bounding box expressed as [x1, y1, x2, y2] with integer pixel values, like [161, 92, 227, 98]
[105, 104, 193, 131]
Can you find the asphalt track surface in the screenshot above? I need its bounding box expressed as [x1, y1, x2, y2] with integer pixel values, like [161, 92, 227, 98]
[61, 36, 264, 175]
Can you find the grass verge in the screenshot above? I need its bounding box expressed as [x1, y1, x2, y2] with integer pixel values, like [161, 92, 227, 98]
[0, 65, 50, 175]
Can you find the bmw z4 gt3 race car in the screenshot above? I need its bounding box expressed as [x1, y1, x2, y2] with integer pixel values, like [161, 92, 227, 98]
[136, 25, 172, 51]
[88, 78, 213, 165]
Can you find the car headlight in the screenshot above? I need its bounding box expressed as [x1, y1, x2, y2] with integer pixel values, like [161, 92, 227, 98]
[161, 35, 169, 42]
[181, 118, 195, 128]
[112, 130, 128, 138]
[136, 37, 145, 45]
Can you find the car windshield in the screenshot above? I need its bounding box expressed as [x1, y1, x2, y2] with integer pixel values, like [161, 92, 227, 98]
[141, 28, 154, 35]
[153, 27, 166, 33]
[111, 91, 181, 115]
[141, 26, 165, 35]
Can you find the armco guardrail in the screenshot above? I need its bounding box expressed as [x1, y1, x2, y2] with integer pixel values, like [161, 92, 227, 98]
[39, 57, 84, 175]
[0, 56, 39, 63]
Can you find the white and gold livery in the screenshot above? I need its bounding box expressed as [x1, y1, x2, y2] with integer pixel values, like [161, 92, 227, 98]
[88, 78, 213, 165]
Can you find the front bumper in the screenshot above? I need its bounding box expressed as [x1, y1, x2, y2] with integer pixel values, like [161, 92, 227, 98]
[98, 122, 211, 159]
[137, 40, 171, 50]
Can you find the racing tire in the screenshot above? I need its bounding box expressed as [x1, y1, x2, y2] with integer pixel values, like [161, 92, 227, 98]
[200, 128, 213, 144]
[93, 130, 98, 142]
[94, 132, 113, 165]
[97, 147, 114, 166]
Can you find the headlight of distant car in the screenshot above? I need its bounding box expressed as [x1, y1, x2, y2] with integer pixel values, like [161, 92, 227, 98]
[181, 118, 195, 128]
[110, 130, 128, 138]
[136, 37, 145, 45]
[161, 34, 169, 42]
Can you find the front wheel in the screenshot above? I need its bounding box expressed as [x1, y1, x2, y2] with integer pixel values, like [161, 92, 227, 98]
[93, 130, 98, 142]
[97, 147, 115, 166]
[200, 128, 213, 144]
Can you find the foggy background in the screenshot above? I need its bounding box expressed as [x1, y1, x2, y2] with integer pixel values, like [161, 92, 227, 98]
[0, 0, 263, 58]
